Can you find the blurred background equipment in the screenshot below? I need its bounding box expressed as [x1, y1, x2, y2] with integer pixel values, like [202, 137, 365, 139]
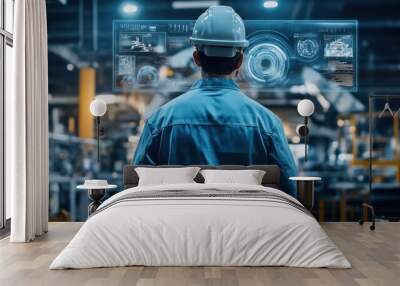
[46, 0, 400, 223]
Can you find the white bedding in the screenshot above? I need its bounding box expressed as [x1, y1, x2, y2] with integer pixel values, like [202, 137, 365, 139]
[50, 183, 351, 269]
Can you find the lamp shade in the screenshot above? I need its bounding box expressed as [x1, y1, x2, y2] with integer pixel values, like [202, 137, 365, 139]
[90, 99, 107, 117]
[297, 99, 315, 117]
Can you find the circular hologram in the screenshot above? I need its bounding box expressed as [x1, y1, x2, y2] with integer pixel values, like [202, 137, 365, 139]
[136, 65, 159, 86]
[296, 38, 320, 60]
[244, 42, 289, 86]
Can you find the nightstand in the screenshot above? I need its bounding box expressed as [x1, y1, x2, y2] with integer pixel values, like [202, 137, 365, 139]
[289, 177, 321, 210]
[77, 180, 117, 216]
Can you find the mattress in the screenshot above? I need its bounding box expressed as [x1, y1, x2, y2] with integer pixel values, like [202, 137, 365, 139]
[50, 183, 351, 269]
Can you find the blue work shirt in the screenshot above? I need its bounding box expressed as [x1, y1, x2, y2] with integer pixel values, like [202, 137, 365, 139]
[133, 77, 298, 196]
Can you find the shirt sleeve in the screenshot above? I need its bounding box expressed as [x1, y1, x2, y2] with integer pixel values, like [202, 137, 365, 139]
[268, 122, 298, 197]
[132, 122, 159, 165]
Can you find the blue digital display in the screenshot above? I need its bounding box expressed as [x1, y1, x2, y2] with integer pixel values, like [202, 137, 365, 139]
[113, 20, 358, 92]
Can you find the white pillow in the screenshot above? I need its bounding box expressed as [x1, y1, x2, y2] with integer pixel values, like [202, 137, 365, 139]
[200, 169, 266, 185]
[135, 167, 201, 186]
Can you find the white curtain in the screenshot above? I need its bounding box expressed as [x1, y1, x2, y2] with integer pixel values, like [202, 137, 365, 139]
[9, 0, 49, 242]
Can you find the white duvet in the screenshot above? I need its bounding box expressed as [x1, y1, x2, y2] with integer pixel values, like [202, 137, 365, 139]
[50, 183, 351, 269]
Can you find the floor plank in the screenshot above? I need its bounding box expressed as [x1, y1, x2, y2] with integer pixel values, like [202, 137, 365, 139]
[0, 222, 399, 286]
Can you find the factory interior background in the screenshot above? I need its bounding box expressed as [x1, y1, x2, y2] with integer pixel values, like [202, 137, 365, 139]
[11, 0, 398, 222]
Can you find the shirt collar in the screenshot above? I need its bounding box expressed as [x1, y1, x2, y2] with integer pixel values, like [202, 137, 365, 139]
[190, 77, 240, 91]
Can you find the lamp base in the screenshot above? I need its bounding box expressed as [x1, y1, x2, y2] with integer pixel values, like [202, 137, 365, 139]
[88, 188, 106, 216]
[289, 177, 321, 211]
[296, 180, 314, 210]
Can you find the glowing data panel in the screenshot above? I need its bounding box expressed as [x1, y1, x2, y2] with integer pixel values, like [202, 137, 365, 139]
[324, 35, 353, 58]
[113, 20, 357, 92]
[297, 39, 320, 60]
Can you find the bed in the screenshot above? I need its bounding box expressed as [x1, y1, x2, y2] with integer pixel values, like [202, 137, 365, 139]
[50, 165, 350, 269]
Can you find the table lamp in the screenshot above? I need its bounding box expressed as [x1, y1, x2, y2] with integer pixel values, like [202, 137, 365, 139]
[291, 99, 320, 210]
[78, 99, 113, 216]
[296, 99, 315, 162]
[89, 98, 107, 165]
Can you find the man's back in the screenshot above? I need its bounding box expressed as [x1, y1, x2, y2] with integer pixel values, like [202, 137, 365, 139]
[133, 77, 297, 195]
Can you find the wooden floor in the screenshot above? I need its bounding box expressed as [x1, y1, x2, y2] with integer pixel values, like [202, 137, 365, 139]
[0, 222, 399, 286]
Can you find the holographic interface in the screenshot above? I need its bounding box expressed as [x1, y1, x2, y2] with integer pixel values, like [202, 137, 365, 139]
[113, 20, 358, 92]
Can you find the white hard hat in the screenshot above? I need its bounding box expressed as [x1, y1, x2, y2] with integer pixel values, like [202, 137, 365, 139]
[190, 6, 249, 58]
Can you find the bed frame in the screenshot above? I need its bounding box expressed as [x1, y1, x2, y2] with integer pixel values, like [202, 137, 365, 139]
[123, 165, 281, 189]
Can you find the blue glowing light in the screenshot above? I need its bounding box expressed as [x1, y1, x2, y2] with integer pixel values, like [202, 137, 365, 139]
[263, 1, 278, 9]
[121, 3, 138, 14]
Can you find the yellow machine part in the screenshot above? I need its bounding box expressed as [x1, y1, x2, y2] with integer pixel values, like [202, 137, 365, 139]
[78, 67, 96, 139]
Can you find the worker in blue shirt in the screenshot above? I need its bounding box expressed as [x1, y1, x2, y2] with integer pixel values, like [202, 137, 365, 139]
[133, 6, 298, 196]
